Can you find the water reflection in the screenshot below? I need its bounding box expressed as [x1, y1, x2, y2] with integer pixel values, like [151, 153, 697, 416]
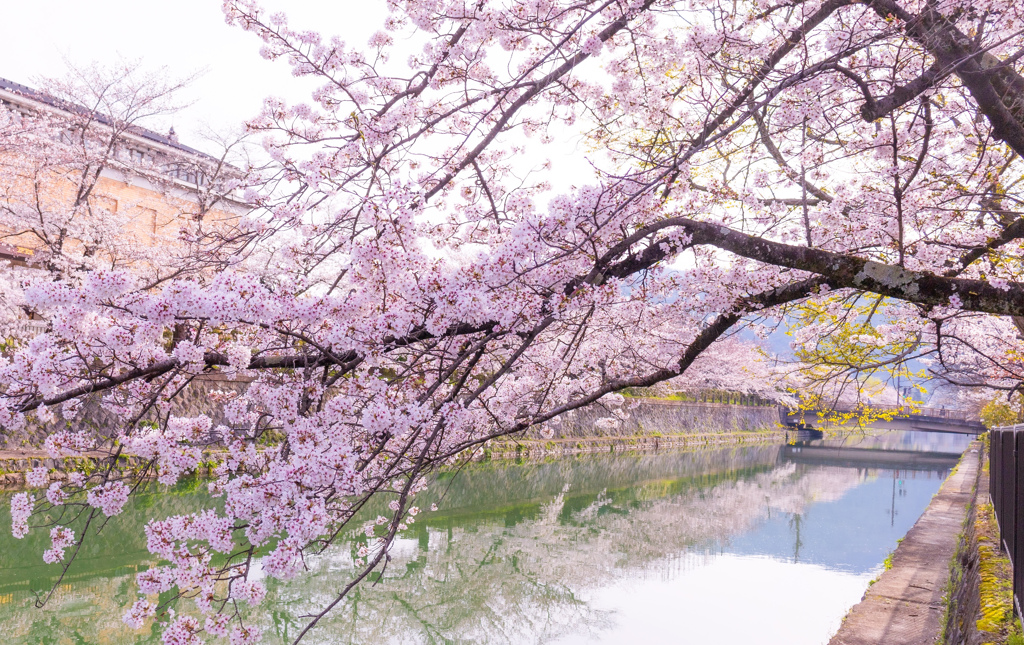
[553, 555, 875, 645]
[0, 430, 969, 645]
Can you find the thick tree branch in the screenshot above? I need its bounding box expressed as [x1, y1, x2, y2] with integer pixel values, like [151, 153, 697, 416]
[863, 0, 1024, 156]
[950, 215, 1024, 275]
[14, 323, 497, 413]
[618, 217, 1024, 315]
[860, 62, 942, 121]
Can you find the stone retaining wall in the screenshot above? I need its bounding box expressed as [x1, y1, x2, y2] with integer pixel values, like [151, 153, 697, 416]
[1, 375, 781, 451]
[528, 398, 779, 439]
[486, 427, 786, 459]
[0, 376, 249, 450]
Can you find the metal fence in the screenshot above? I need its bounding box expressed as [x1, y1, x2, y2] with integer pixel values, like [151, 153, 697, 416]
[989, 425, 1024, 618]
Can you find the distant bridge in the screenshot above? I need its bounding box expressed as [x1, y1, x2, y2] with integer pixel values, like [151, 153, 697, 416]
[779, 444, 963, 471]
[779, 405, 985, 435]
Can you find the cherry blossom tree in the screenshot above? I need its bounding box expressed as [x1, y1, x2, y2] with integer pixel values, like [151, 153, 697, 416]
[4, 0, 1024, 642]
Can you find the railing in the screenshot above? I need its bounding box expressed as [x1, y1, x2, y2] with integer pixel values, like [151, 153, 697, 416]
[3, 320, 47, 338]
[860, 404, 978, 421]
[989, 425, 1024, 618]
[784, 404, 980, 422]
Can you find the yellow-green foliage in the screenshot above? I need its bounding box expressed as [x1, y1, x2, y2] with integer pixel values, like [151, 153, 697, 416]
[975, 501, 1017, 639]
[981, 398, 1023, 429]
[787, 295, 927, 420]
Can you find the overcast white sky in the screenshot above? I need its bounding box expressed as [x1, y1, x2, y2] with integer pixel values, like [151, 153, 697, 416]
[1, 0, 388, 142]
[2, 0, 597, 188]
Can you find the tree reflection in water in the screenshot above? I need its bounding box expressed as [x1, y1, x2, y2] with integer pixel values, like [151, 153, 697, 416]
[0, 435, 963, 645]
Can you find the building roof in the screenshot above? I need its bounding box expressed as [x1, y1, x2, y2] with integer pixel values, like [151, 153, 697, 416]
[0, 75, 220, 164]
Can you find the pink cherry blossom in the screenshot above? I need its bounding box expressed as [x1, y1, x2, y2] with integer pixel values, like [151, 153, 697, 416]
[162, 615, 204, 645]
[45, 482, 66, 506]
[123, 599, 157, 630]
[25, 467, 48, 488]
[86, 481, 130, 517]
[10, 493, 33, 539]
[232, 579, 266, 605]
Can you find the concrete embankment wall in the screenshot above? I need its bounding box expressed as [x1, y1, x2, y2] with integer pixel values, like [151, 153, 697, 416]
[485, 429, 785, 459]
[490, 399, 782, 458]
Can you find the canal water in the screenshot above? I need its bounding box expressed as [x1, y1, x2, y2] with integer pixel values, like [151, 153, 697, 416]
[0, 429, 970, 644]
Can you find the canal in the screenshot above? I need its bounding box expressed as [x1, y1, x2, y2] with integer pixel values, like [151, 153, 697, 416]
[0, 429, 970, 644]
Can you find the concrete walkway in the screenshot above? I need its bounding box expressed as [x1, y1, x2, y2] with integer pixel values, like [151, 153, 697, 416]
[829, 440, 982, 645]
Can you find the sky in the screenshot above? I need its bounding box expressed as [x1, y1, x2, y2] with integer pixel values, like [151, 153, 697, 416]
[1, 0, 388, 142]
[2, 1, 597, 179]
[0, 0, 609, 224]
